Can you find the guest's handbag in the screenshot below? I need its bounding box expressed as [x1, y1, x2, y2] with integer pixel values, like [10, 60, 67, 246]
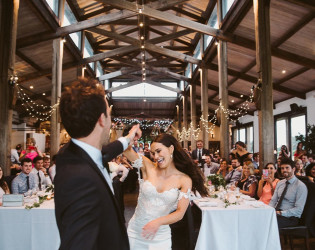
[2, 194, 24, 207]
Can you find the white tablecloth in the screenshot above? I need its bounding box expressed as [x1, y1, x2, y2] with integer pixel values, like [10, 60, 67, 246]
[0, 199, 60, 250]
[194, 198, 281, 250]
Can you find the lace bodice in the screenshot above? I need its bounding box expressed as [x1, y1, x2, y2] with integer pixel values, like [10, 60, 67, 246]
[127, 155, 190, 241]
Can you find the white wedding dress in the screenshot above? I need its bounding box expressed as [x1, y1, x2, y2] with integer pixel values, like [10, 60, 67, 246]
[127, 157, 190, 250]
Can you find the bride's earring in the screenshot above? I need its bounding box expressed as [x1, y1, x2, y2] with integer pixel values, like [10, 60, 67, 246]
[170, 154, 173, 159]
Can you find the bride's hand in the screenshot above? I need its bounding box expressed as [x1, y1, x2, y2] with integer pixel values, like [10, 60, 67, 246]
[141, 219, 161, 240]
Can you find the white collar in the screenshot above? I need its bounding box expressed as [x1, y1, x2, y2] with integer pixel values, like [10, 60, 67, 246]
[72, 138, 103, 167]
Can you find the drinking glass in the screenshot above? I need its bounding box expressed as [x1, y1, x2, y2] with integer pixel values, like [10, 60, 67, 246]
[235, 187, 241, 204]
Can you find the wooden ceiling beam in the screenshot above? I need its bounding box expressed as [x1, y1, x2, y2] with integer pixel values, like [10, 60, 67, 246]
[149, 27, 192, 47]
[171, 6, 206, 22]
[98, 0, 232, 42]
[106, 80, 142, 93]
[98, 45, 192, 51]
[98, 67, 141, 80]
[81, 6, 115, 19]
[17, 0, 187, 49]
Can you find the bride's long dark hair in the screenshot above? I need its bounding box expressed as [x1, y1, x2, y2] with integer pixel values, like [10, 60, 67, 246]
[153, 134, 209, 197]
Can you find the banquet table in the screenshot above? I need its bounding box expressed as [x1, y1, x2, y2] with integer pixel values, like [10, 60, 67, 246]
[194, 197, 281, 250]
[0, 199, 60, 250]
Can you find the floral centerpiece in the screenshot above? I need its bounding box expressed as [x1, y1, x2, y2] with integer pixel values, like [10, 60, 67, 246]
[207, 174, 226, 191]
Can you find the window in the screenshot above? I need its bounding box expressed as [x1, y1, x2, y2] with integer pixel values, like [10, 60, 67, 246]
[222, 0, 236, 17]
[45, 0, 58, 15]
[232, 123, 254, 153]
[63, 3, 81, 49]
[96, 62, 103, 77]
[205, 4, 218, 48]
[291, 115, 306, 157]
[111, 82, 177, 98]
[276, 118, 288, 158]
[84, 37, 94, 69]
[274, 108, 306, 160]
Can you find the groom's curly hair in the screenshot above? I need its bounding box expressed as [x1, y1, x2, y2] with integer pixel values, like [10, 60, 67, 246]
[153, 134, 209, 197]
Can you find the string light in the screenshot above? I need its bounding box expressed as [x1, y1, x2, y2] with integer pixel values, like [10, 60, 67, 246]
[113, 118, 173, 130]
[16, 83, 58, 121]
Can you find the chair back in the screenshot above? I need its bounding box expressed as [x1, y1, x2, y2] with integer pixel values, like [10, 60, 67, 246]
[170, 203, 195, 250]
[300, 182, 315, 237]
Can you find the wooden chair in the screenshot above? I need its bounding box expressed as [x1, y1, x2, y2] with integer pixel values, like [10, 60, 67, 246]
[279, 182, 315, 250]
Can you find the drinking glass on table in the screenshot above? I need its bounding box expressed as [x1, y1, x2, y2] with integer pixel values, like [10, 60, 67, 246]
[235, 187, 241, 204]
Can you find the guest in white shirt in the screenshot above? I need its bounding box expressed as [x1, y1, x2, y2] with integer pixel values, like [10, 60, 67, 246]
[11, 144, 22, 164]
[31, 156, 52, 190]
[203, 155, 219, 177]
[49, 155, 56, 182]
[0, 166, 10, 205]
[11, 158, 36, 194]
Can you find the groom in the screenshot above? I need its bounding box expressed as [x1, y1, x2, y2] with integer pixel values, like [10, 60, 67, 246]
[55, 78, 141, 250]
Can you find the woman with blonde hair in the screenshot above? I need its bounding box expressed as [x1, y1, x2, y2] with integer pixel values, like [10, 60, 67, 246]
[236, 162, 257, 197]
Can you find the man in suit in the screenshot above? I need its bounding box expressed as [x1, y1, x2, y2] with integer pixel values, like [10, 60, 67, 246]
[55, 78, 141, 250]
[191, 140, 210, 168]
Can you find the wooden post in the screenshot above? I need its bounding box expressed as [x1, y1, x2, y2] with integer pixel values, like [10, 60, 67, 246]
[200, 34, 209, 149]
[253, 0, 274, 169]
[0, 0, 19, 175]
[50, 0, 65, 158]
[182, 93, 188, 149]
[200, 68, 209, 149]
[77, 31, 85, 78]
[217, 0, 229, 160]
[190, 81, 197, 151]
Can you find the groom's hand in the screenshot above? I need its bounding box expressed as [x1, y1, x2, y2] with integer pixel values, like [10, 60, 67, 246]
[126, 124, 142, 145]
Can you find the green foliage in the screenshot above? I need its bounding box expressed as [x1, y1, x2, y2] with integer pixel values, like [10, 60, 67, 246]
[295, 124, 315, 154]
[25, 195, 48, 210]
[207, 174, 226, 188]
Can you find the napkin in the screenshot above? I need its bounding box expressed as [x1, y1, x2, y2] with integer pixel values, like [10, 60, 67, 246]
[198, 201, 218, 207]
[244, 200, 265, 208]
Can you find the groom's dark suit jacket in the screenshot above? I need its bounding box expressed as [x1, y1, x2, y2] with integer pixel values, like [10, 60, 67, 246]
[54, 140, 129, 250]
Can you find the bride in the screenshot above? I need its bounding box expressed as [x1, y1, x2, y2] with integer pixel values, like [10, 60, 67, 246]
[124, 133, 208, 249]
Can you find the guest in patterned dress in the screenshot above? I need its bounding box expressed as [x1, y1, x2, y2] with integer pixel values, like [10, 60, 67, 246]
[236, 162, 257, 197]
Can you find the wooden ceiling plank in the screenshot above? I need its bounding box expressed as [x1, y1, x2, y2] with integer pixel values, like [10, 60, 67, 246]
[81, 6, 115, 19]
[274, 67, 310, 86]
[272, 12, 315, 48]
[171, 6, 205, 22]
[149, 27, 192, 47]
[285, 0, 315, 11]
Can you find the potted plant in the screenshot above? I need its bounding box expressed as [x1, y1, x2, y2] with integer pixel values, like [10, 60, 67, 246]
[295, 124, 315, 154]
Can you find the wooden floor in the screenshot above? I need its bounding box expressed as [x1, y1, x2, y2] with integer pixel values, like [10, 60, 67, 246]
[123, 191, 315, 249]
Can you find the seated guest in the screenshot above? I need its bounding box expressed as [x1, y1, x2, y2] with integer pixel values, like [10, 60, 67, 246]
[257, 163, 279, 205]
[31, 156, 52, 190]
[0, 166, 10, 205]
[236, 162, 257, 198]
[11, 158, 36, 194]
[279, 145, 290, 159]
[302, 154, 310, 168]
[305, 163, 315, 183]
[43, 156, 50, 173]
[294, 159, 305, 176]
[48, 155, 56, 182]
[216, 159, 229, 178]
[252, 153, 259, 169]
[293, 142, 306, 160]
[143, 143, 151, 159]
[203, 155, 220, 177]
[11, 144, 22, 164]
[269, 158, 307, 228]
[308, 154, 314, 163]
[225, 158, 242, 184]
